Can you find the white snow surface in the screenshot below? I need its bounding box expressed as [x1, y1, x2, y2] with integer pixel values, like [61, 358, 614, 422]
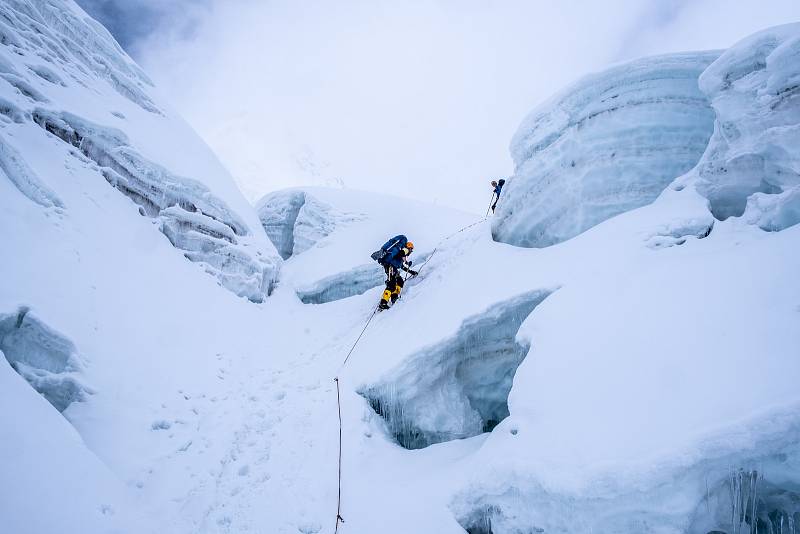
[0, 0, 281, 301]
[494, 51, 719, 248]
[1, 8, 800, 534]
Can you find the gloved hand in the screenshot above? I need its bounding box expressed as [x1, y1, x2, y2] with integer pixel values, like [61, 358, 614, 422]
[408, 269, 419, 277]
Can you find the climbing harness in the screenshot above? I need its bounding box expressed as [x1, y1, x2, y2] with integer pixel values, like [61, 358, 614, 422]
[331, 201, 495, 531]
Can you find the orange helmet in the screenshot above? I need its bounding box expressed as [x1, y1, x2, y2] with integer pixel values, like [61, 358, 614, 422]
[406, 241, 414, 250]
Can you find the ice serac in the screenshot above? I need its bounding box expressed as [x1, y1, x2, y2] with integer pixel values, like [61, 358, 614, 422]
[0, 0, 281, 301]
[494, 51, 719, 248]
[0, 307, 90, 413]
[683, 23, 800, 231]
[361, 290, 552, 450]
[256, 188, 355, 259]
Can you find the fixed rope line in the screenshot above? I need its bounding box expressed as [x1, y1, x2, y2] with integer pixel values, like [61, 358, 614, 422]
[331, 197, 494, 531]
[414, 213, 490, 276]
[334, 377, 345, 533]
[339, 305, 379, 369]
[333, 304, 378, 532]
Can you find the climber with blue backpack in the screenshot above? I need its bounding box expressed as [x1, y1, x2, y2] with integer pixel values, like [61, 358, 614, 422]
[370, 235, 418, 310]
[489, 179, 506, 214]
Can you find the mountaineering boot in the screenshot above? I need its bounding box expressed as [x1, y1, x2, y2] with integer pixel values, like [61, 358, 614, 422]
[379, 289, 392, 310]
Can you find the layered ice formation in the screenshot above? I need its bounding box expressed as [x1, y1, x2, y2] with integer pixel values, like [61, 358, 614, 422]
[494, 51, 719, 248]
[680, 23, 800, 231]
[256, 189, 357, 260]
[361, 290, 552, 449]
[0, 307, 89, 412]
[0, 0, 281, 301]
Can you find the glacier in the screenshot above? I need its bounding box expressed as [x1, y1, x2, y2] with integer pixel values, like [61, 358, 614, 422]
[493, 51, 719, 248]
[1, 3, 799, 534]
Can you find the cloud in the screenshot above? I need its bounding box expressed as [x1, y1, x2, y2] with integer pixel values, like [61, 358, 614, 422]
[86, 0, 800, 212]
[75, 0, 210, 55]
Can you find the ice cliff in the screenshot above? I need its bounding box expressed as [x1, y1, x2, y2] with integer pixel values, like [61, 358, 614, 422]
[680, 23, 800, 231]
[0, 0, 281, 301]
[256, 188, 354, 260]
[493, 51, 719, 248]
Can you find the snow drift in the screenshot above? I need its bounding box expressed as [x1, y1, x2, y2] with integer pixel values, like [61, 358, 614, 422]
[494, 51, 719, 248]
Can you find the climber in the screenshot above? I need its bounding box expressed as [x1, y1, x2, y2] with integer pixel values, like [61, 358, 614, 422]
[370, 234, 418, 310]
[489, 179, 506, 213]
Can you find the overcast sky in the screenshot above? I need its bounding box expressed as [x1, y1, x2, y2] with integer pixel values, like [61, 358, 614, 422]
[78, 0, 799, 212]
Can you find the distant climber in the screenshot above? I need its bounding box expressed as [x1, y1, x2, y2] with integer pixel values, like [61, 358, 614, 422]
[370, 235, 417, 310]
[489, 179, 506, 214]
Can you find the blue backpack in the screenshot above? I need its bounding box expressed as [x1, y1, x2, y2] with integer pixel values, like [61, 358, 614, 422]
[371, 234, 407, 264]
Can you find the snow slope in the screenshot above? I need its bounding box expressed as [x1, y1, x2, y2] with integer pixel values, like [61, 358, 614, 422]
[1, 5, 799, 534]
[257, 186, 475, 303]
[494, 51, 719, 248]
[0, 0, 281, 301]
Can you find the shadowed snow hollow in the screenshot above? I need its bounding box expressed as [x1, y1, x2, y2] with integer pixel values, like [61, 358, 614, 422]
[493, 51, 719, 248]
[0, 0, 281, 301]
[679, 23, 800, 231]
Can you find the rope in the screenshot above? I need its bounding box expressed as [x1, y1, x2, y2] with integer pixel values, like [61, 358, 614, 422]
[330, 193, 495, 530]
[339, 305, 379, 369]
[332, 304, 378, 532]
[334, 377, 345, 533]
[413, 213, 489, 276]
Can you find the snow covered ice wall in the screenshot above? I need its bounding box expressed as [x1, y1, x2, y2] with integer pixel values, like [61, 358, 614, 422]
[0, 0, 281, 301]
[361, 289, 552, 450]
[256, 188, 360, 259]
[679, 23, 800, 231]
[494, 51, 719, 248]
[0, 307, 90, 413]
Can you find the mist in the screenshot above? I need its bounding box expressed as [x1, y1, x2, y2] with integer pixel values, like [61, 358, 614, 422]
[79, 0, 800, 212]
